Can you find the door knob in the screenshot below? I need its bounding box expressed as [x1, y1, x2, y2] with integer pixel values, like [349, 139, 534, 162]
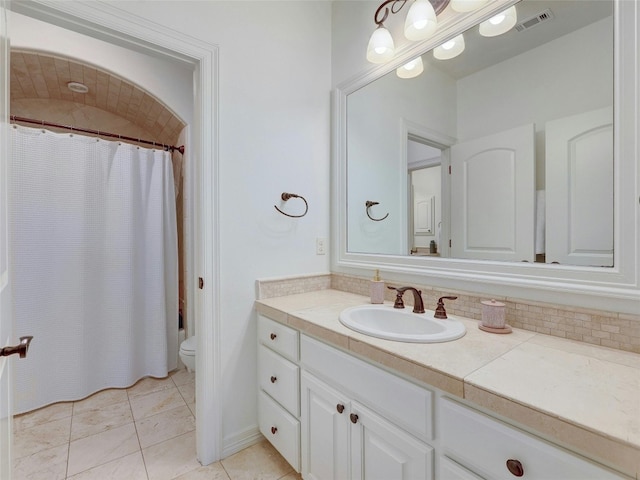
[1, 336, 33, 358]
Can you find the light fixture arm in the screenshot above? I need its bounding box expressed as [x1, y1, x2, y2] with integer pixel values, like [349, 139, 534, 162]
[374, 0, 409, 27]
[374, 0, 450, 26]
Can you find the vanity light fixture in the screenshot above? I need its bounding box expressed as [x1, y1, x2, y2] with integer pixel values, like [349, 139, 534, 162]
[366, 0, 450, 64]
[433, 34, 465, 60]
[396, 56, 425, 78]
[479, 5, 517, 37]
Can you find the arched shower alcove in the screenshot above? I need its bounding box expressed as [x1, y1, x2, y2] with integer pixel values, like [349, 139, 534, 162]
[10, 49, 189, 337]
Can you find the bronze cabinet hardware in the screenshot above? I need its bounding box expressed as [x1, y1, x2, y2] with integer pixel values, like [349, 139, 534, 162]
[274, 192, 309, 218]
[506, 459, 524, 477]
[270, 333, 277, 340]
[270, 376, 277, 383]
[0, 336, 33, 358]
[336, 404, 345, 414]
[365, 200, 389, 221]
[271, 426, 278, 435]
[350, 413, 359, 424]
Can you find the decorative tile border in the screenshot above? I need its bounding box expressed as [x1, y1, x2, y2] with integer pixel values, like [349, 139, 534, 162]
[257, 273, 332, 299]
[256, 273, 640, 354]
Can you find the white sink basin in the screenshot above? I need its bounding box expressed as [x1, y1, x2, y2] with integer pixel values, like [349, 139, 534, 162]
[339, 304, 466, 343]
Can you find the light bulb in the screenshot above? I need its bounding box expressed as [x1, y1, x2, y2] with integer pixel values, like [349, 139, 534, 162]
[366, 26, 395, 63]
[404, 0, 438, 41]
[433, 34, 465, 60]
[397, 56, 424, 79]
[479, 5, 517, 37]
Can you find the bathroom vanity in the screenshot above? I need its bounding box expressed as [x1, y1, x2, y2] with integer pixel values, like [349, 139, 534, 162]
[255, 289, 638, 480]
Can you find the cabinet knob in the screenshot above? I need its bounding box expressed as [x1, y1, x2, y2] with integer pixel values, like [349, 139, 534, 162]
[270, 376, 277, 383]
[506, 459, 524, 477]
[270, 333, 277, 340]
[350, 413, 359, 424]
[336, 404, 345, 414]
[271, 426, 277, 435]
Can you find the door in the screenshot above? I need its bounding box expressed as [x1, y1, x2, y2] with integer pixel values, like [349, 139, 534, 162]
[1, 1, 12, 477]
[545, 107, 613, 266]
[301, 372, 350, 480]
[350, 401, 433, 480]
[450, 124, 536, 262]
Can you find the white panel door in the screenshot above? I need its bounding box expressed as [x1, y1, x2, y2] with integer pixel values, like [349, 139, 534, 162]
[301, 372, 350, 480]
[545, 107, 613, 266]
[0, 1, 12, 477]
[450, 124, 536, 262]
[350, 401, 433, 480]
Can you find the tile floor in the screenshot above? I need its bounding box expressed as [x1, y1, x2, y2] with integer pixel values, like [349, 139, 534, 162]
[12, 370, 299, 480]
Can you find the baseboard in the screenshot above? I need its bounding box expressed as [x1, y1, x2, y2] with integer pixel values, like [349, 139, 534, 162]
[222, 425, 264, 459]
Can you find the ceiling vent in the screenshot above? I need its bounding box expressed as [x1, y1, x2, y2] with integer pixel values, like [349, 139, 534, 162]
[515, 9, 554, 32]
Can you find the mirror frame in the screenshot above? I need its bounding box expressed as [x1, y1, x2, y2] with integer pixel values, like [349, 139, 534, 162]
[332, 0, 639, 314]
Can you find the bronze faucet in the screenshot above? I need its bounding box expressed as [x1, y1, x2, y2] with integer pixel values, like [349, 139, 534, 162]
[387, 286, 425, 314]
[434, 296, 458, 319]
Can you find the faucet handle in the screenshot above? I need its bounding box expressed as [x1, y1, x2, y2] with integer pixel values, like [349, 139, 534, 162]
[387, 286, 405, 309]
[434, 296, 458, 319]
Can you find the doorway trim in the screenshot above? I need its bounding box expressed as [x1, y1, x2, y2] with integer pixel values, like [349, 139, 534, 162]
[9, 0, 221, 465]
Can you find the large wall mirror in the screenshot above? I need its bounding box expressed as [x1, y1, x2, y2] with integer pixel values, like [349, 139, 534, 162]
[347, 0, 613, 267]
[333, 0, 639, 313]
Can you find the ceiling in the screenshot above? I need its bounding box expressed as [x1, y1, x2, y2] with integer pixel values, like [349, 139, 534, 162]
[10, 50, 186, 145]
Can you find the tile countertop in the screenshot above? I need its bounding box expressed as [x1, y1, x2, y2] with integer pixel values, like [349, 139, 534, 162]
[255, 289, 640, 478]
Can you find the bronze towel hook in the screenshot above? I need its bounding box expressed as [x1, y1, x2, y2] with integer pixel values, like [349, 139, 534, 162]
[274, 192, 309, 218]
[366, 200, 389, 221]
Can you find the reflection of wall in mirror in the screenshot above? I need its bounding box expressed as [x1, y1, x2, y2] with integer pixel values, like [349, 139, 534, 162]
[347, 62, 456, 255]
[456, 17, 613, 190]
[347, 14, 613, 259]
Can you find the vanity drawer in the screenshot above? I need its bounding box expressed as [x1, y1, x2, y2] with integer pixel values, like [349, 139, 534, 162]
[259, 390, 300, 472]
[300, 334, 433, 442]
[440, 397, 627, 480]
[258, 315, 299, 361]
[258, 344, 300, 416]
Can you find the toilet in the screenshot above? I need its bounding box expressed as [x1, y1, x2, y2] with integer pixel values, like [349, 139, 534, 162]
[179, 336, 196, 372]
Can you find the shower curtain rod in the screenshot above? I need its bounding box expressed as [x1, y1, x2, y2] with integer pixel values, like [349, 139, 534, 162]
[10, 115, 185, 154]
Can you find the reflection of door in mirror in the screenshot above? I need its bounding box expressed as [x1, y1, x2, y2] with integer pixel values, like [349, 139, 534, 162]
[450, 123, 536, 263]
[545, 106, 613, 267]
[408, 138, 442, 256]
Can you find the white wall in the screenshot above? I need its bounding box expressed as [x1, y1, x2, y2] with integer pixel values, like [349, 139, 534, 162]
[10, 1, 332, 457]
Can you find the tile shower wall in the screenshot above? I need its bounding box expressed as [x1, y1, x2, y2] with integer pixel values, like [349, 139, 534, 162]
[258, 273, 640, 354]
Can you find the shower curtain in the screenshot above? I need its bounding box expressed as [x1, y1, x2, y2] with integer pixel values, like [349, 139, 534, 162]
[9, 125, 178, 414]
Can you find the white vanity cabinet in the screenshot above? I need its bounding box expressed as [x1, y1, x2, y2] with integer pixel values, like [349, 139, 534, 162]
[440, 397, 627, 480]
[256, 313, 631, 480]
[257, 315, 301, 471]
[300, 335, 434, 480]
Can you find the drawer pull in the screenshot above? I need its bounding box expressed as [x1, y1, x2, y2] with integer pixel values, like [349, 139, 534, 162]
[270, 333, 277, 340]
[271, 426, 278, 435]
[350, 413, 359, 424]
[270, 375, 277, 383]
[336, 404, 345, 414]
[506, 459, 524, 477]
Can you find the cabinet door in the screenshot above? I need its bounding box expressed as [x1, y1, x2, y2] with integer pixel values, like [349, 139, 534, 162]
[350, 401, 433, 480]
[301, 372, 350, 480]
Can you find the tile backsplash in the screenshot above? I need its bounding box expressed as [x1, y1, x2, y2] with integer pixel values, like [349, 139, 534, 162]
[258, 272, 640, 354]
